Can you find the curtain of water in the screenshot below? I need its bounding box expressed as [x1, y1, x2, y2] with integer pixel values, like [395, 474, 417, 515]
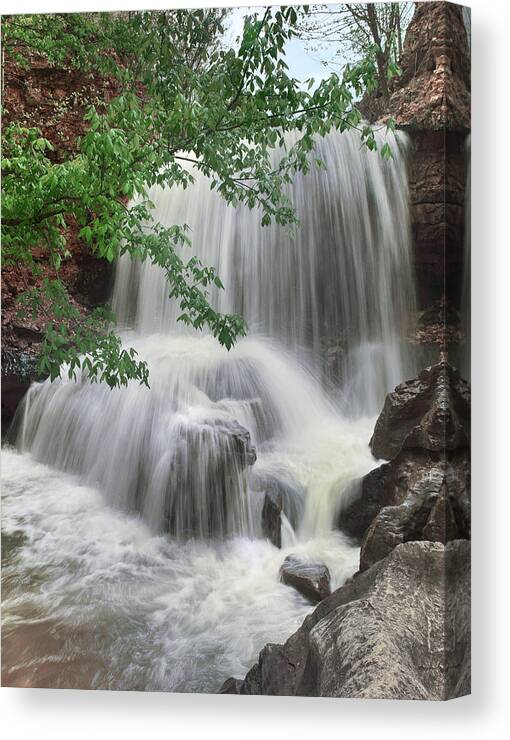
[113, 128, 416, 413]
[14, 128, 416, 541]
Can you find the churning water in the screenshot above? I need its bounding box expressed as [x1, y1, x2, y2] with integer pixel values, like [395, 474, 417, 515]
[2, 129, 416, 690]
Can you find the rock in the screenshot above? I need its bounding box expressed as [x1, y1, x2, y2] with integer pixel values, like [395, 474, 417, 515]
[261, 490, 282, 548]
[218, 677, 243, 694]
[162, 417, 256, 537]
[361, 2, 470, 131]
[252, 467, 306, 545]
[370, 360, 470, 461]
[279, 555, 331, 604]
[219, 419, 257, 467]
[1, 348, 46, 438]
[337, 448, 470, 570]
[337, 360, 471, 569]
[359, 3, 470, 308]
[232, 540, 471, 700]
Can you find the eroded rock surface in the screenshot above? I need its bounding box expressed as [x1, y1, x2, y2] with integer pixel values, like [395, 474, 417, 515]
[370, 360, 470, 461]
[337, 360, 470, 571]
[230, 541, 470, 700]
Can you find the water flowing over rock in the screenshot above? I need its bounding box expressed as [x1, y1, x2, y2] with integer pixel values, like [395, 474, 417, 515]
[279, 556, 331, 604]
[228, 540, 470, 700]
[12, 127, 417, 543]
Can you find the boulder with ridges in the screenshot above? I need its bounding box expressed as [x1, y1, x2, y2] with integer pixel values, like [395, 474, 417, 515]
[369, 360, 470, 461]
[230, 540, 470, 700]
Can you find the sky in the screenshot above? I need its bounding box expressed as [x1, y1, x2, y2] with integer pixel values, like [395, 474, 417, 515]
[225, 6, 348, 89]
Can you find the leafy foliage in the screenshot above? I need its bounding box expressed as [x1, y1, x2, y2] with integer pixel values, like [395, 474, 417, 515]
[2, 7, 386, 387]
[297, 3, 412, 98]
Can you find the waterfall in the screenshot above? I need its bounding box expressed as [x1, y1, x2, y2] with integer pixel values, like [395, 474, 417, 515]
[5, 126, 418, 692]
[13, 128, 416, 542]
[113, 128, 416, 412]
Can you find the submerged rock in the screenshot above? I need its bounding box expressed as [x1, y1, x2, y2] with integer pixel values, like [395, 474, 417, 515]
[230, 540, 471, 699]
[279, 555, 331, 604]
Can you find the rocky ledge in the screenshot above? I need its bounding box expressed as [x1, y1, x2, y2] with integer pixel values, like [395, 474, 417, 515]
[222, 540, 470, 700]
[221, 359, 471, 700]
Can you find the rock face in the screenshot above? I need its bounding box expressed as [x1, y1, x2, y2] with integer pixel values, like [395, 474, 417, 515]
[376, 2, 470, 131]
[360, 3, 470, 309]
[233, 541, 470, 700]
[370, 360, 470, 461]
[337, 360, 470, 571]
[221, 419, 257, 467]
[279, 556, 331, 604]
[161, 418, 256, 537]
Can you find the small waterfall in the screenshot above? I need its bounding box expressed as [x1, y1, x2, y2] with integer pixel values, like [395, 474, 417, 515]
[14, 128, 416, 541]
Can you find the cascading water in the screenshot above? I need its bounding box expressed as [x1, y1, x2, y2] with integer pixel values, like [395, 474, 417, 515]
[2, 128, 417, 691]
[113, 128, 416, 415]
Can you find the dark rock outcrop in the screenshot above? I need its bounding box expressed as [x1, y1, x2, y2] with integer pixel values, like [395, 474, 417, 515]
[252, 468, 306, 546]
[234, 540, 470, 700]
[337, 360, 470, 571]
[370, 360, 470, 461]
[1, 349, 46, 437]
[219, 677, 243, 695]
[279, 556, 331, 604]
[262, 490, 283, 548]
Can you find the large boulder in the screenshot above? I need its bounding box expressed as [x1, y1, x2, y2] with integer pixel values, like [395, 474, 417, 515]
[230, 540, 470, 700]
[370, 360, 470, 461]
[162, 417, 256, 537]
[279, 555, 331, 604]
[337, 360, 470, 569]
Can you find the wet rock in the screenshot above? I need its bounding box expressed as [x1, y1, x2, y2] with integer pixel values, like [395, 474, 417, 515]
[252, 467, 306, 544]
[219, 677, 243, 694]
[1, 348, 46, 438]
[162, 417, 256, 537]
[220, 419, 257, 467]
[261, 490, 282, 548]
[337, 360, 470, 569]
[370, 360, 470, 461]
[279, 555, 331, 604]
[232, 540, 471, 700]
